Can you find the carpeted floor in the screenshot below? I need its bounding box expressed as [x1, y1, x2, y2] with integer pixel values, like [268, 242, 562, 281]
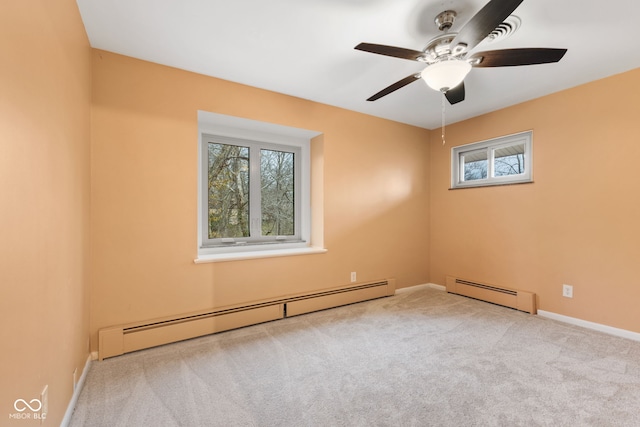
[70, 286, 640, 426]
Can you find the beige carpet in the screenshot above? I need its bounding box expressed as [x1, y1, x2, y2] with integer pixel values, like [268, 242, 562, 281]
[70, 286, 640, 426]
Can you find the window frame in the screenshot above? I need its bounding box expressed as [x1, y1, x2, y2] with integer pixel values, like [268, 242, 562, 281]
[198, 132, 309, 255]
[200, 134, 302, 249]
[451, 131, 533, 189]
[197, 111, 321, 259]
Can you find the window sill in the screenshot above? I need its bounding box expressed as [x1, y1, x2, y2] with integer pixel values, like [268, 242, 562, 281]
[194, 246, 327, 264]
[449, 180, 534, 190]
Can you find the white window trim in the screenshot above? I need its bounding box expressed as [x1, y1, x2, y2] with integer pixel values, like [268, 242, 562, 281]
[194, 246, 327, 264]
[200, 134, 303, 247]
[451, 130, 533, 189]
[196, 111, 325, 262]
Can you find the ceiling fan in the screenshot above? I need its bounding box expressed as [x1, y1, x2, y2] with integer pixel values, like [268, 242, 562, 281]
[355, 0, 567, 105]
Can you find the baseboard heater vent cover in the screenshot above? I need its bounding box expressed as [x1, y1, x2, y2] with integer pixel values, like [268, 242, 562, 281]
[98, 279, 395, 360]
[445, 276, 536, 314]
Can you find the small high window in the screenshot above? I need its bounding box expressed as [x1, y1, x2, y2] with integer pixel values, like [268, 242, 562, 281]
[451, 131, 532, 189]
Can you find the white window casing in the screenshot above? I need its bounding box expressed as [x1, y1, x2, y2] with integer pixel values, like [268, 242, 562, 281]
[200, 134, 302, 248]
[196, 111, 324, 261]
[451, 131, 533, 189]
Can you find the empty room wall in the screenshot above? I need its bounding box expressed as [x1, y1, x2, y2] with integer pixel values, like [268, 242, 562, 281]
[429, 68, 640, 333]
[89, 50, 431, 351]
[0, 0, 91, 425]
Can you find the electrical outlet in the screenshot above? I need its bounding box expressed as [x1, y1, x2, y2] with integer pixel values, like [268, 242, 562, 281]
[562, 284, 573, 298]
[350, 272, 357, 283]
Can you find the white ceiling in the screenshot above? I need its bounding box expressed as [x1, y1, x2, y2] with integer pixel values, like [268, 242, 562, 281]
[76, 0, 640, 129]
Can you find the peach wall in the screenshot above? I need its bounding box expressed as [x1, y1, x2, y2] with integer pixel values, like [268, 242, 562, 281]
[429, 68, 640, 333]
[90, 50, 431, 350]
[0, 1, 91, 425]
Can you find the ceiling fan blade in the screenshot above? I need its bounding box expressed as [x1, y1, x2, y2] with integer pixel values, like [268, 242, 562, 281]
[450, 0, 524, 54]
[445, 82, 465, 105]
[469, 48, 568, 67]
[367, 74, 421, 101]
[355, 43, 426, 61]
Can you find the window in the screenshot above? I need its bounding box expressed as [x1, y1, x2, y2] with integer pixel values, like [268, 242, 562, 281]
[201, 134, 302, 248]
[451, 131, 532, 189]
[197, 111, 323, 261]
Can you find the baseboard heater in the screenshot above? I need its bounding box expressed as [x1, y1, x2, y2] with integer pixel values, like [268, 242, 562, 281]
[98, 279, 395, 360]
[445, 276, 536, 314]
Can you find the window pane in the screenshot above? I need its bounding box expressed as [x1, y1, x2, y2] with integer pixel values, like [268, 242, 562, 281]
[451, 131, 532, 189]
[493, 143, 525, 177]
[261, 149, 294, 236]
[207, 143, 249, 239]
[462, 150, 488, 181]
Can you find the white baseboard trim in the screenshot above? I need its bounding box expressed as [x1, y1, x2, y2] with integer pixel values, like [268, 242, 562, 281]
[60, 354, 92, 427]
[395, 283, 429, 294]
[427, 283, 446, 292]
[395, 283, 446, 294]
[537, 310, 640, 342]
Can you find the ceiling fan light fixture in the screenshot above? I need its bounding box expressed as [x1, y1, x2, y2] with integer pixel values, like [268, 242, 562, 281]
[421, 59, 471, 92]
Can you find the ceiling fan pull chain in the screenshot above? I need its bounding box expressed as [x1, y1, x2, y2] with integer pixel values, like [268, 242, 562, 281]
[441, 91, 446, 145]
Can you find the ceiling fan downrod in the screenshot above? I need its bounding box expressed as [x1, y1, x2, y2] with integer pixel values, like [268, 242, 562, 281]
[435, 10, 457, 32]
